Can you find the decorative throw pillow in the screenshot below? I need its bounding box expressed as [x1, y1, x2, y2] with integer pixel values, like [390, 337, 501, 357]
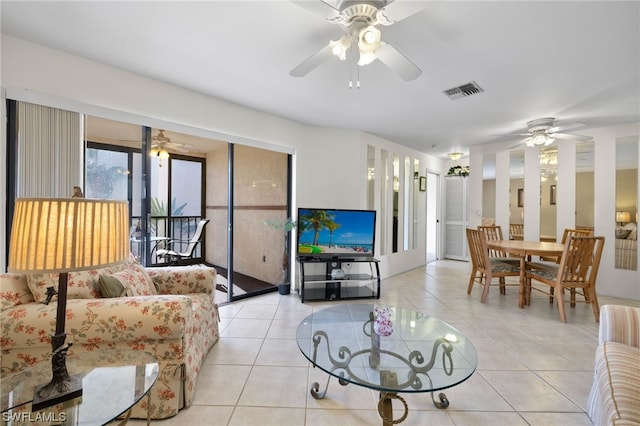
[616, 229, 632, 239]
[26, 273, 62, 304]
[108, 264, 157, 296]
[622, 222, 637, 240]
[0, 274, 35, 309]
[26, 264, 131, 303]
[98, 274, 128, 298]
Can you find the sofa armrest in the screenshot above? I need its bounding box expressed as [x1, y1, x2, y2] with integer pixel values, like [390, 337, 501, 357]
[599, 304, 640, 348]
[1, 295, 193, 351]
[146, 266, 216, 297]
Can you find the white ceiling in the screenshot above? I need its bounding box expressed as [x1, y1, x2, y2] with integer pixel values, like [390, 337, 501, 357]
[2, 1, 639, 159]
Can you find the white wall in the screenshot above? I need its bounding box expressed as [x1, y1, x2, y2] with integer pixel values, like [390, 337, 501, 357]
[470, 123, 640, 301]
[1, 35, 445, 279]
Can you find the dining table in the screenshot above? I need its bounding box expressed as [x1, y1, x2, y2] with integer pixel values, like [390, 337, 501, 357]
[485, 239, 565, 308]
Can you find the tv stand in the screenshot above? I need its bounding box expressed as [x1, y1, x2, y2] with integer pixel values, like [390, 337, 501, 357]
[296, 256, 380, 303]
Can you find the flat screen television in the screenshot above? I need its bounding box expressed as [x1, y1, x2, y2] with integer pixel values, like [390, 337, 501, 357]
[296, 208, 376, 259]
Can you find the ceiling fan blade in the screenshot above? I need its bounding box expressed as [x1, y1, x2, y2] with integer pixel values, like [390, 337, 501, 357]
[508, 138, 529, 149]
[290, 43, 334, 77]
[169, 144, 190, 153]
[376, 0, 431, 25]
[290, 0, 340, 21]
[375, 42, 422, 81]
[551, 132, 593, 141]
[547, 122, 586, 133]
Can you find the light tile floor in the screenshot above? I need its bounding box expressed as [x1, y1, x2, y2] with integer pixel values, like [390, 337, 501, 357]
[137, 260, 639, 425]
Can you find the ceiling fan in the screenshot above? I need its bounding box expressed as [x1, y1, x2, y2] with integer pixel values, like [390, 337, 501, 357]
[151, 130, 191, 158]
[509, 117, 592, 149]
[290, 0, 426, 81]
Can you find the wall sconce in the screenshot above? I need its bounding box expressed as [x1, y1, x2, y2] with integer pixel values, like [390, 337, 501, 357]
[448, 152, 463, 161]
[616, 211, 631, 226]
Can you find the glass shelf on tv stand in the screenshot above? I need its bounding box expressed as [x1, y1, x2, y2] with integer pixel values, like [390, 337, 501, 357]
[296, 257, 381, 303]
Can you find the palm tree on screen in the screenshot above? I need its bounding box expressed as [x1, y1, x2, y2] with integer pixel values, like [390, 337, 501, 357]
[326, 221, 341, 247]
[299, 210, 336, 246]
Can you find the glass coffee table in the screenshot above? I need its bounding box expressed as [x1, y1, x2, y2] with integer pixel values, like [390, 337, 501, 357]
[297, 304, 477, 425]
[1, 348, 158, 425]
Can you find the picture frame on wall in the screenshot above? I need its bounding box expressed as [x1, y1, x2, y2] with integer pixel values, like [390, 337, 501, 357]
[550, 185, 557, 205]
[517, 188, 524, 207]
[419, 176, 426, 192]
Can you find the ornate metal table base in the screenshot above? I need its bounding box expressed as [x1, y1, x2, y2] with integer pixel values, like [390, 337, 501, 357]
[309, 312, 455, 425]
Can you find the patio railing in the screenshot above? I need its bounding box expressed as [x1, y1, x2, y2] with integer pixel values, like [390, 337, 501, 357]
[131, 216, 205, 265]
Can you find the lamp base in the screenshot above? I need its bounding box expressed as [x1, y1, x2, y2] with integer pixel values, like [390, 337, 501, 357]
[32, 334, 83, 412]
[32, 374, 83, 412]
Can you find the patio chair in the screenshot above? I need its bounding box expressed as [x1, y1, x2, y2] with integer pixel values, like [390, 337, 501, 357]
[466, 228, 521, 303]
[157, 219, 210, 265]
[525, 235, 605, 322]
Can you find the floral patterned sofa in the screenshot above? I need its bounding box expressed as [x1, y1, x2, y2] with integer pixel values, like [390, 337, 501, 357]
[0, 262, 219, 420]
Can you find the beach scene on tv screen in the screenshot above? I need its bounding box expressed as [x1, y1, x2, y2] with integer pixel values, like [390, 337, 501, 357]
[297, 209, 374, 255]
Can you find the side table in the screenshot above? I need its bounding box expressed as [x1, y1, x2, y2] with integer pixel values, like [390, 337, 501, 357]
[1, 348, 158, 425]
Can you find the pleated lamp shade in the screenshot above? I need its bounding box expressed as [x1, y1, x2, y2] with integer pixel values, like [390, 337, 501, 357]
[615, 211, 631, 225]
[8, 198, 129, 273]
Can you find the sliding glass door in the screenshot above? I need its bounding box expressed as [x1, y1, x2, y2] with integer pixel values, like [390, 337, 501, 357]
[85, 120, 208, 266]
[6, 106, 289, 303]
[230, 144, 290, 300]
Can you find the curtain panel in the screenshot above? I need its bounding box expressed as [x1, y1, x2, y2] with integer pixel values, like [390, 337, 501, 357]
[17, 101, 83, 197]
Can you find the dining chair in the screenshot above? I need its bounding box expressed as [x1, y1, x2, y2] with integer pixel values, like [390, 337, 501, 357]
[525, 235, 605, 322]
[157, 219, 210, 265]
[477, 225, 520, 264]
[539, 228, 593, 263]
[529, 228, 595, 302]
[509, 223, 524, 240]
[466, 228, 521, 303]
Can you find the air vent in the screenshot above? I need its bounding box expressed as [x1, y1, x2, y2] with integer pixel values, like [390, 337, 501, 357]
[443, 81, 484, 100]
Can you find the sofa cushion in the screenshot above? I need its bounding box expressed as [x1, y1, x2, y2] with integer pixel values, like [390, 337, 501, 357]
[0, 274, 34, 310]
[98, 274, 129, 298]
[108, 264, 157, 296]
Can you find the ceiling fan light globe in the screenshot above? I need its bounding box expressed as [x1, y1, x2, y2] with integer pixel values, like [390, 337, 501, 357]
[358, 25, 381, 52]
[329, 35, 351, 60]
[531, 133, 547, 146]
[159, 149, 170, 160]
[150, 147, 160, 156]
[544, 137, 555, 146]
[358, 51, 377, 66]
[363, 30, 376, 44]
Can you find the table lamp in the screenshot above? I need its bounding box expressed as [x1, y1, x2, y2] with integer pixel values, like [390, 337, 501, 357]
[616, 211, 631, 226]
[8, 198, 129, 411]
